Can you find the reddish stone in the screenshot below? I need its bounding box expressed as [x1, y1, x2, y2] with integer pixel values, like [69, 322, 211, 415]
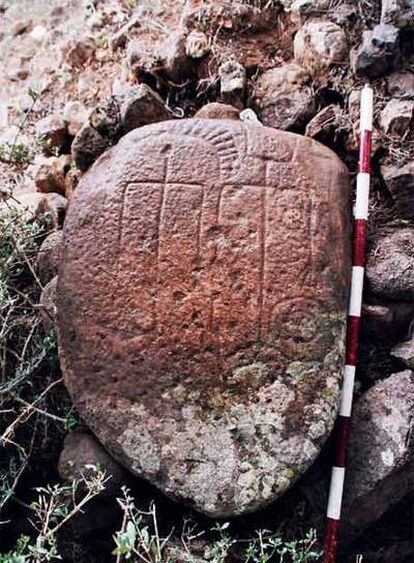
[58, 119, 350, 516]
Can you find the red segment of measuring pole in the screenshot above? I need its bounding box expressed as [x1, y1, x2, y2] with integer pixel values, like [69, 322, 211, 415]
[323, 85, 373, 563]
[359, 130, 372, 173]
[353, 220, 367, 267]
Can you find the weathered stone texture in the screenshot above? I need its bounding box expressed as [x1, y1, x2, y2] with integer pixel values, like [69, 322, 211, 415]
[58, 119, 350, 516]
[342, 370, 414, 540]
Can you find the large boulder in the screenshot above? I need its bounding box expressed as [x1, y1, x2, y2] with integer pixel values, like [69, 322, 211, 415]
[342, 370, 414, 539]
[382, 162, 414, 221]
[57, 119, 350, 517]
[379, 99, 414, 136]
[252, 63, 317, 131]
[354, 24, 400, 78]
[293, 20, 348, 67]
[381, 0, 414, 28]
[366, 229, 414, 300]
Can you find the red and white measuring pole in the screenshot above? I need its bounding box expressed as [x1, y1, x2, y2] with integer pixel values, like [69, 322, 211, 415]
[323, 84, 374, 563]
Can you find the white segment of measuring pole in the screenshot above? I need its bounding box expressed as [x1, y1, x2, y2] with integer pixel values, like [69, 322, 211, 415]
[348, 266, 364, 317]
[339, 365, 356, 417]
[360, 85, 374, 132]
[354, 173, 370, 219]
[327, 466, 346, 520]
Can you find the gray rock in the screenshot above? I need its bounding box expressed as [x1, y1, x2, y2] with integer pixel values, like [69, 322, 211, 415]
[125, 40, 160, 80]
[362, 302, 414, 344]
[35, 114, 67, 152]
[63, 101, 88, 136]
[119, 85, 172, 133]
[354, 24, 400, 78]
[305, 104, 343, 141]
[328, 2, 358, 26]
[382, 162, 414, 220]
[39, 275, 58, 331]
[59, 429, 130, 496]
[36, 230, 62, 285]
[294, 20, 348, 67]
[219, 60, 246, 107]
[253, 63, 316, 130]
[34, 155, 72, 195]
[381, 0, 414, 28]
[366, 229, 414, 300]
[342, 370, 414, 540]
[392, 336, 414, 368]
[387, 71, 414, 99]
[71, 123, 110, 172]
[379, 98, 414, 136]
[89, 99, 122, 140]
[158, 29, 190, 82]
[194, 103, 240, 120]
[182, 1, 271, 33]
[185, 30, 210, 59]
[60, 36, 96, 69]
[287, 0, 330, 20]
[64, 168, 83, 201]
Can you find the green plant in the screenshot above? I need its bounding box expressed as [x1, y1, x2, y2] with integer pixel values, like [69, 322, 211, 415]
[0, 88, 38, 169]
[113, 489, 173, 563]
[0, 143, 33, 167]
[0, 468, 108, 563]
[0, 209, 73, 514]
[243, 529, 321, 562]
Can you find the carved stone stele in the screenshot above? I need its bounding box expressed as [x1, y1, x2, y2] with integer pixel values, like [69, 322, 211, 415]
[58, 119, 350, 516]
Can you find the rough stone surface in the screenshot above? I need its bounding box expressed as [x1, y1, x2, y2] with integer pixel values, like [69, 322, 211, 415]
[382, 162, 414, 220]
[126, 39, 159, 80]
[65, 167, 83, 201]
[379, 98, 414, 136]
[185, 30, 210, 59]
[253, 63, 316, 131]
[35, 114, 67, 152]
[362, 302, 414, 345]
[39, 275, 58, 332]
[59, 429, 130, 496]
[293, 20, 348, 66]
[89, 99, 122, 140]
[342, 370, 414, 539]
[36, 230, 62, 285]
[34, 155, 72, 195]
[58, 119, 350, 517]
[381, 0, 414, 28]
[63, 100, 88, 136]
[305, 104, 343, 142]
[60, 36, 96, 69]
[366, 229, 414, 300]
[194, 103, 240, 121]
[392, 336, 414, 368]
[183, 1, 271, 33]
[387, 71, 414, 99]
[158, 29, 191, 82]
[219, 60, 246, 107]
[71, 123, 110, 172]
[119, 85, 172, 133]
[354, 24, 400, 78]
[288, 0, 330, 21]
